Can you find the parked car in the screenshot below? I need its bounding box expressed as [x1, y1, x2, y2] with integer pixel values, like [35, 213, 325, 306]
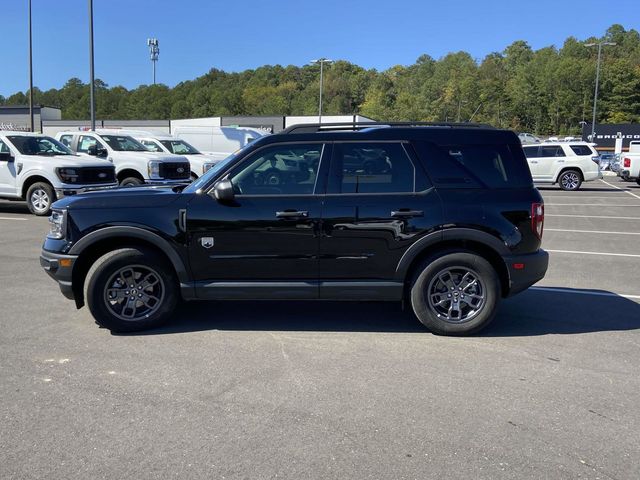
[619, 141, 640, 184]
[0, 131, 116, 215]
[41, 122, 548, 336]
[521, 141, 602, 190]
[56, 130, 191, 186]
[170, 125, 266, 158]
[596, 152, 618, 171]
[131, 132, 222, 179]
[518, 132, 542, 144]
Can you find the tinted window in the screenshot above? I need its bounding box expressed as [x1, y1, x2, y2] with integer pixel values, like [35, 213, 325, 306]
[444, 144, 531, 188]
[59, 135, 73, 148]
[7, 135, 72, 156]
[539, 145, 565, 157]
[522, 146, 539, 158]
[570, 145, 595, 156]
[329, 142, 416, 194]
[230, 144, 323, 196]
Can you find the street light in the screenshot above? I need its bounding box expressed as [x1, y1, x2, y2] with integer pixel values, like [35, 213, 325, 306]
[309, 58, 332, 123]
[88, 0, 95, 130]
[28, 0, 34, 132]
[585, 41, 616, 142]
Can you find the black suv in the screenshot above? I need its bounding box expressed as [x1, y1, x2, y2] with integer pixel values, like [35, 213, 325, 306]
[40, 123, 548, 335]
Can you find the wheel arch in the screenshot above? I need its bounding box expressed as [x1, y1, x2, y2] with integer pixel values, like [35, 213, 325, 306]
[21, 174, 55, 199]
[116, 168, 145, 183]
[69, 227, 192, 308]
[556, 166, 584, 183]
[397, 229, 511, 298]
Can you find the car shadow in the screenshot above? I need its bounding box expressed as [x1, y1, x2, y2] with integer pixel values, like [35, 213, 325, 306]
[126, 287, 640, 337]
[0, 201, 30, 215]
[536, 186, 629, 192]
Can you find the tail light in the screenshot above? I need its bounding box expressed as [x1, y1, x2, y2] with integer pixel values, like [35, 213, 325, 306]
[531, 203, 544, 240]
[623, 157, 631, 168]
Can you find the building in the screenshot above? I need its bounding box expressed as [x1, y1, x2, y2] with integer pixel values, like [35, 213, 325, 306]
[0, 105, 62, 132]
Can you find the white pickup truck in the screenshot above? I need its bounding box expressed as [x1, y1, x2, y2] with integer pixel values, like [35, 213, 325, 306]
[619, 141, 640, 185]
[0, 131, 117, 215]
[56, 130, 191, 186]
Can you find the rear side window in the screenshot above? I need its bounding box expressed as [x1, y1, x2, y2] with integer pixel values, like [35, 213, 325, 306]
[522, 146, 538, 158]
[442, 144, 531, 188]
[539, 145, 565, 157]
[570, 145, 594, 156]
[328, 142, 419, 194]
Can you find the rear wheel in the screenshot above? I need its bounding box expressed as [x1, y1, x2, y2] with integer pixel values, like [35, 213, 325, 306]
[84, 248, 178, 332]
[410, 252, 501, 335]
[636, 179, 640, 186]
[26, 182, 56, 216]
[558, 170, 582, 191]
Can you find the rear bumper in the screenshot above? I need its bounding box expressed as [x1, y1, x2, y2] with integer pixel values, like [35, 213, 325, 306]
[40, 249, 78, 300]
[504, 249, 549, 297]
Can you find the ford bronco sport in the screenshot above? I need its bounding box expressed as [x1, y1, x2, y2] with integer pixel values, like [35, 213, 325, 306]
[41, 122, 548, 335]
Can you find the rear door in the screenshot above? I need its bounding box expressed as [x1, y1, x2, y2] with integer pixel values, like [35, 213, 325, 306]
[318, 141, 442, 299]
[538, 145, 565, 180]
[187, 142, 327, 299]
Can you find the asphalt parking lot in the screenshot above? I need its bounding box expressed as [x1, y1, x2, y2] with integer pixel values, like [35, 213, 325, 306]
[1, 177, 639, 480]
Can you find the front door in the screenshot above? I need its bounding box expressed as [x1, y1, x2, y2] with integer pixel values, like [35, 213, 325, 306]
[537, 145, 566, 180]
[187, 142, 328, 300]
[319, 141, 442, 300]
[0, 140, 17, 196]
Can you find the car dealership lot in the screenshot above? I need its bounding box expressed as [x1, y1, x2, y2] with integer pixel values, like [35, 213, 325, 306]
[1, 179, 638, 479]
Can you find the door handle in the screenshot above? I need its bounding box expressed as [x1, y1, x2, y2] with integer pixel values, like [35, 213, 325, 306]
[391, 209, 424, 218]
[530, 160, 538, 164]
[276, 210, 309, 218]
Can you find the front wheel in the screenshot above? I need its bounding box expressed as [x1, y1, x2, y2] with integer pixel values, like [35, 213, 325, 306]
[26, 182, 56, 216]
[558, 170, 582, 191]
[410, 252, 501, 335]
[84, 248, 178, 332]
[120, 177, 144, 187]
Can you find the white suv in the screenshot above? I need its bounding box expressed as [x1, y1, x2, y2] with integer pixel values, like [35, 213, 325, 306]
[522, 141, 602, 190]
[56, 130, 191, 186]
[0, 131, 116, 215]
[131, 133, 223, 179]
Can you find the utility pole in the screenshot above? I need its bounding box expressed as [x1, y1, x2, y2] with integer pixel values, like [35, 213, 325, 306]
[585, 41, 616, 142]
[147, 38, 159, 85]
[28, 0, 34, 132]
[309, 58, 332, 123]
[88, 0, 95, 130]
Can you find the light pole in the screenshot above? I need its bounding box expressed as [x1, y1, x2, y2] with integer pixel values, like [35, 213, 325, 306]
[28, 0, 34, 132]
[310, 58, 332, 124]
[585, 41, 616, 142]
[88, 0, 95, 130]
[147, 38, 159, 85]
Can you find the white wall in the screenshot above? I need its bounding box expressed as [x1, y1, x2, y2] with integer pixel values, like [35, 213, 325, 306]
[170, 117, 222, 130]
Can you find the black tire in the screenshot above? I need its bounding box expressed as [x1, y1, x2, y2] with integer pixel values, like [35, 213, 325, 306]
[636, 179, 640, 186]
[410, 252, 501, 336]
[120, 177, 144, 187]
[84, 247, 178, 332]
[26, 182, 56, 216]
[558, 170, 582, 191]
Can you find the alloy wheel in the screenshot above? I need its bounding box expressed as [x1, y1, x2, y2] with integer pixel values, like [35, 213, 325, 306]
[427, 267, 486, 323]
[103, 265, 165, 321]
[30, 188, 50, 213]
[561, 172, 580, 190]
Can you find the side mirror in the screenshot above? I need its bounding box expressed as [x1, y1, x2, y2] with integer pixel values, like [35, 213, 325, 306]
[87, 145, 98, 156]
[97, 147, 107, 157]
[0, 152, 14, 162]
[213, 179, 235, 202]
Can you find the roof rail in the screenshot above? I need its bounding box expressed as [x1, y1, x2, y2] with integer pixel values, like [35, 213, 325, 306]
[281, 121, 494, 134]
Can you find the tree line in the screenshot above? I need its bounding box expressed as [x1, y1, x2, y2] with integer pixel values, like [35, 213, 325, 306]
[2, 24, 639, 135]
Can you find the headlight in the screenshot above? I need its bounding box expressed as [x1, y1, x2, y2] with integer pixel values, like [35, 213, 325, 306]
[48, 209, 67, 239]
[57, 168, 80, 183]
[203, 162, 216, 174]
[148, 160, 161, 179]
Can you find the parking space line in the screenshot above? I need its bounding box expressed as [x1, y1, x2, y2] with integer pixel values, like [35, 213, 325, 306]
[546, 214, 640, 219]
[546, 249, 640, 258]
[545, 228, 640, 235]
[599, 179, 640, 200]
[0, 217, 28, 221]
[530, 286, 640, 300]
[545, 203, 640, 206]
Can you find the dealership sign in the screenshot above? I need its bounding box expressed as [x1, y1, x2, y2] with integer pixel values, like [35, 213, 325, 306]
[581, 123, 640, 150]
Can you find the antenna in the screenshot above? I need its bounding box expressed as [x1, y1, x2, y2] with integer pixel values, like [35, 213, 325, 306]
[147, 38, 159, 84]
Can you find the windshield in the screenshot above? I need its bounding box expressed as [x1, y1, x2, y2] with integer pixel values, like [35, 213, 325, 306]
[7, 135, 73, 156]
[160, 139, 200, 155]
[100, 135, 148, 152]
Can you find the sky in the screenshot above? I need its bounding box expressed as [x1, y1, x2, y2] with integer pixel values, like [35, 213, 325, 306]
[2, 0, 639, 97]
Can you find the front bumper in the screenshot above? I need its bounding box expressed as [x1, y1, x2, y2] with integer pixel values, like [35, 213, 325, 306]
[40, 249, 78, 300]
[55, 183, 118, 198]
[145, 178, 191, 185]
[504, 249, 549, 297]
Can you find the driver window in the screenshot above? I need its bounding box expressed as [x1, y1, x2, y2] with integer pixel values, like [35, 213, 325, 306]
[229, 144, 323, 196]
[78, 135, 99, 153]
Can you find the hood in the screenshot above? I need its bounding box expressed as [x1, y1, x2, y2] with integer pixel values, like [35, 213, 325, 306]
[109, 151, 189, 163]
[23, 154, 113, 168]
[53, 184, 187, 210]
[181, 153, 225, 163]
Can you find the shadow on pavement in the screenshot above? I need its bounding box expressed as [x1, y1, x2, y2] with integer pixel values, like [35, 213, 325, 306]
[129, 287, 640, 337]
[0, 201, 30, 215]
[536, 186, 630, 192]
